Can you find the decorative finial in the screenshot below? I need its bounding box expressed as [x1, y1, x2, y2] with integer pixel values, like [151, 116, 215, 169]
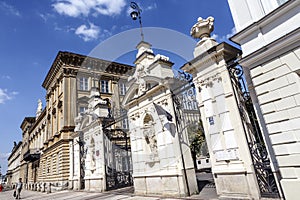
[190, 16, 214, 40]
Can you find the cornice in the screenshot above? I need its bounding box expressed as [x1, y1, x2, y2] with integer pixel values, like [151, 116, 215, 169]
[231, 0, 298, 44]
[28, 108, 46, 134]
[20, 117, 35, 130]
[181, 42, 241, 75]
[134, 51, 155, 65]
[125, 83, 167, 108]
[148, 58, 174, 70]
[239, 27, 300, 68]
[42, 51, 134, 90]
[8, 142, 22, 161]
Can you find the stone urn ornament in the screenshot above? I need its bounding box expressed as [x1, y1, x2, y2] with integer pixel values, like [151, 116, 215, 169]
[190, 16, 215, 45]
[190, 16, 217, 57]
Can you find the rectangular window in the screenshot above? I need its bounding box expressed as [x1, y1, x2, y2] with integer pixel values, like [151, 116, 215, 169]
[122, 118, 129, 129]
[120, 83, 126, 95]
[101, 80, 109, 93]
[79, 77, 89, 91]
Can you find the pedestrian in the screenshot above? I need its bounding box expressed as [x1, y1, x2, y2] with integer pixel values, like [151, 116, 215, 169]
[15, 178, 23, 199]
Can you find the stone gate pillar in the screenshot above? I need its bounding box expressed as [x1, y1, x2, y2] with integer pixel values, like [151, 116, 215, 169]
[182, 17, 261, 199]
[123, 41, 198, 197]
[71, 88, 110, 192]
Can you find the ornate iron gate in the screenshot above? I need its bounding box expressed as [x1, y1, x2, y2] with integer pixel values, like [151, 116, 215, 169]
[170, 71, 210, 195]
[171, 71, 203, 147]
[171, 73, 203, 136]
[228, 61, 280, 198]
[102, 109, 133, 190]
[78, 132, 86, 190]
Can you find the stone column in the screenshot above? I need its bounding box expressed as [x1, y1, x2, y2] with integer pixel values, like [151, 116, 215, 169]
[182, 17, 261, 199]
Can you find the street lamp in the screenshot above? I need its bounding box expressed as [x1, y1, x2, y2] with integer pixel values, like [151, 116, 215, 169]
[130, 2, 144, 41]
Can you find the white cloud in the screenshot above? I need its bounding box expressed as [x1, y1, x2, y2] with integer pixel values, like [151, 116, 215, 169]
[211, 33, 218, 41]
[1, 75, 11, 80]
[53, 0, 126, 17]
[0, 152, 10, 159]
[0, 1, 21, 17]
[0, 88, 18, 104]
[211, 27, 237, 42]
[226, 27, 236, 39]
[38, 13, 55, 22]
[145, 3, 157, 11]
[75, 23, 100, 41]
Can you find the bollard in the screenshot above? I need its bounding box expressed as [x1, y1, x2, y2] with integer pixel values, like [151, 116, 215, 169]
[46, 183, 51, 193]
[42, 182, 46, 193]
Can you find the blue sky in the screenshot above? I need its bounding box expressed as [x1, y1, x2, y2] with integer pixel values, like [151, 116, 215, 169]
[0, 0, 236, 174]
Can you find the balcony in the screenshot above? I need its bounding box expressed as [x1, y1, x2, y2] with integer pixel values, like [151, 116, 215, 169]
[23, 148, 40, 162]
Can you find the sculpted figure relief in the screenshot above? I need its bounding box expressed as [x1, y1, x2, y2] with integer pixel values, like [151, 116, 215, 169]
[144, 128, 158, 161]
[129, 63, 149, 96]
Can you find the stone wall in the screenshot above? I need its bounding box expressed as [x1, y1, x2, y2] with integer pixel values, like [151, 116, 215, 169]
[249, 47, 300, 199]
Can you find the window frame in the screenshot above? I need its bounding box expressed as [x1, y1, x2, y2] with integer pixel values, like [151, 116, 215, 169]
[120, 82, 126, 95]
[79, 77, 89, 91]
[100, 80, 109, 93]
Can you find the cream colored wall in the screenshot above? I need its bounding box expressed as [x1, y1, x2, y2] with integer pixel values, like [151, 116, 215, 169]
[7, 145, 22, 187]
[250, 47, 300, 200]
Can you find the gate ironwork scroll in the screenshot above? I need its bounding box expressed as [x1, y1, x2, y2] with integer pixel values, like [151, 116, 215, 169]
[171, 71, 209, 166]
[228, 62, 280, 198]
[102, 109, 133, 190]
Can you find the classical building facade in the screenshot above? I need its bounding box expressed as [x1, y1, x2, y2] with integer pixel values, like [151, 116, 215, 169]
[228, 0, 300, 199]
[19, 117, 36, 188]
[8, 51, 133, 191]
[6, 141, 22, 188]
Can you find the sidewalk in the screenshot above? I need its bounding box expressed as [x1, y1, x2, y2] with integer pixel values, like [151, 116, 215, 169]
[0, 186, 218, 200]
[0, 172, 218, 200]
